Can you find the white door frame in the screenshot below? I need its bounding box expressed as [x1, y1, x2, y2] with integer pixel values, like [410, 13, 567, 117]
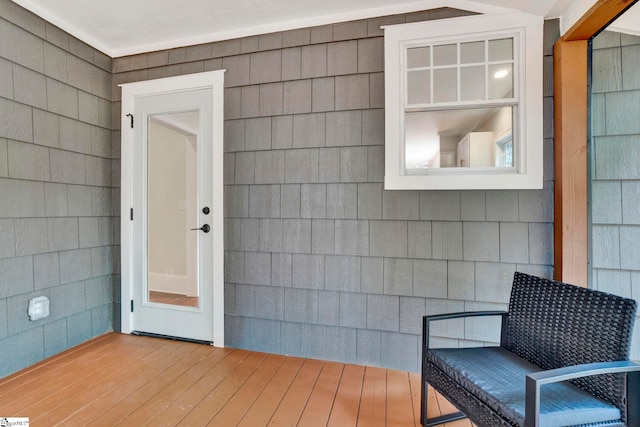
[120, 70, 225, 346]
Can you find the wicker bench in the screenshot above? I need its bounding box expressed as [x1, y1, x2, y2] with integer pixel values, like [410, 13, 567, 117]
[421, 272, 640, 427]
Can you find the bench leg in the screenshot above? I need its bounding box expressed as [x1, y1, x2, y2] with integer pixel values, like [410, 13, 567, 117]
[421, 376, 427, 425]
[421, 380, 467, 426]
[425, 412, 467, 426]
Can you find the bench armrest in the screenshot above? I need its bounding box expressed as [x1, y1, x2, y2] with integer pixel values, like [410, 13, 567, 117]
[525, 361, 640, 427]
[422, 311, 508, 352]
[424, 310, 508, 323]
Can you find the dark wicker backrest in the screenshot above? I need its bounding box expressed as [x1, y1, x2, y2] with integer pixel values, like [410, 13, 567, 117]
[504, 272, 637, 412]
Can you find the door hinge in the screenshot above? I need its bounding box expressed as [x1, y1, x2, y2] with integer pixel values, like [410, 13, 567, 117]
[126, 113, 134, 128]
[130, 208, 134, 221]
[130, 300, 134, 312]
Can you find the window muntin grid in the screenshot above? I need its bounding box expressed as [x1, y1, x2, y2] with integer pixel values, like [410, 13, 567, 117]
[405, 36, 516, 108]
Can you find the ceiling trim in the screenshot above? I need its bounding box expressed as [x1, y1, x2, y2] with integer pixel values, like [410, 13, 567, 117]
[12, 0, 517, 58]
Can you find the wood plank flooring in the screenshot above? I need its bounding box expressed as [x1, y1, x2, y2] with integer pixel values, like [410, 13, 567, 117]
[0, 333, 474, 427]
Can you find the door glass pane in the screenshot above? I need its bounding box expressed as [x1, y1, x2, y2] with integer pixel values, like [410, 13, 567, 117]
[407, 70, 430, 104]
[461, 66, 485, 101]
[433, 68, 457, 102]
[407, 46, 430, 68]
[147, 110, 200, 308]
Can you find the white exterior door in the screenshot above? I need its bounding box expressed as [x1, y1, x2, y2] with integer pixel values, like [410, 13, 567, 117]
[120, 71, 224, 345]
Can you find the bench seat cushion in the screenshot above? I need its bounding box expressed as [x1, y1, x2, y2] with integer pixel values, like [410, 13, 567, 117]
[428, 347, 621, 427]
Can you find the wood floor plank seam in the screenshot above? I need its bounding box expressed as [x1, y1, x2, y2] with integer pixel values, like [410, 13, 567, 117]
[175, 351, 270, 426]
[265, 358, 325, 426]
[297, 362, 345, 427]
[86, 347, 236, 426]
[0, 333, 114, 381]
[207, 354, 287, 426]
[0, 336, 172, 415]
[25, 344, 190, 420]
[141, 349, 254, 426]
[356, 366, 387, 427]
[55, 344, 218, 425]
[327, 364, 366, 427]
[0, 333, 126, 399]
[235, 356, 306, 427]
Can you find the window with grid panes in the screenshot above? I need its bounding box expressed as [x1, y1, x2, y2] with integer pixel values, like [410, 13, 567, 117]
[384, 12, 543, 190]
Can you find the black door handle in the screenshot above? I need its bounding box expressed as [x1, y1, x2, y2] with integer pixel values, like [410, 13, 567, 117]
[190, 224, 210, 233]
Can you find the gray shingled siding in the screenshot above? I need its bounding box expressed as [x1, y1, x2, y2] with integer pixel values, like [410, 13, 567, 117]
[0, 0, 114, 377]
[0, 1, 557, 379]
[111, 12, 557, 373]
[591, 29, 640, 361]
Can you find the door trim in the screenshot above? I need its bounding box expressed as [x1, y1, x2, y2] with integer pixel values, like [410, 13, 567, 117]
[119, 70, 225, 346]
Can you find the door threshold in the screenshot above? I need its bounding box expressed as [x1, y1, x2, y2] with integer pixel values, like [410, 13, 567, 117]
[131, 330, 213, 346]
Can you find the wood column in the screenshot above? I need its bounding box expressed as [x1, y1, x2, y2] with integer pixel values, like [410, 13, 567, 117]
[553, 0, 637, 285]
[553, 39, 588, 285]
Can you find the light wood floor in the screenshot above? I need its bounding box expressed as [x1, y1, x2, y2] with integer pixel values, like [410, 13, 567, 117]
[149, 291, 199, 307]
[0, 333, 473, 427]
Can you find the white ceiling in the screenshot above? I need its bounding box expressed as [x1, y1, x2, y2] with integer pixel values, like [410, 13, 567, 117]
[608, 2, 640, 37]
[9, 0, 639, 58]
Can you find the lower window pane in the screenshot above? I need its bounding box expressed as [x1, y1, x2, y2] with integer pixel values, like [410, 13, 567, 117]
[404, 106, 513, 172]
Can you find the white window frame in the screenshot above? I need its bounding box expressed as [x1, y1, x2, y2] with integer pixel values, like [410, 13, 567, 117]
[384, 12, 544, 190]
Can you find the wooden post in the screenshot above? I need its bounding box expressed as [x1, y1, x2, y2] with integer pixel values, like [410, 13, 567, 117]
[553, 0, 637, 285]
[553, 39, 588, 285]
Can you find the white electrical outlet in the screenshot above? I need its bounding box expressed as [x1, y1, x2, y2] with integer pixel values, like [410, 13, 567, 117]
[28, 296, 50, 321]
